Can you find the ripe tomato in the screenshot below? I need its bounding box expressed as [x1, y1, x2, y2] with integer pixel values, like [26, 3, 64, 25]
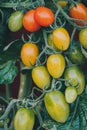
[57, 0, 68, 8]
[34, 6, 54, 27]
[68, 47, 85, 64]
[44, 90, 70, 123]
[64, 66, 85, 95]
[8, 11, 24, 32]
[65, 86, 77, 104]
[52, 27, 70, 51]
[79, 28, 87, 49]
[47, 33, 58, 50]
[32, 66, 51, 89]
[20, 42, 39, 67]
[70, 3, 87, 26]
[47, 54, 65, 78]
[14, 108, 35, 130]
[23, 10, 41, 32]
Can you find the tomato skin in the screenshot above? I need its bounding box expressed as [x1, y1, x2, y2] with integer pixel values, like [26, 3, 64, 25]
[52, 27, 70, 51]
[64, 66, 85, 95]
[65, 86, 77, 104]
[70, 3, 87, 26]
[8, 11, 24, 32]
[32, 66, 51, 89]
[79, 28, 87, 49]
[47, 54, 65, 78]
[23, 10, 41, 32]
[21, 42, 39, 67]
[44, 90, 70, 123]
[14, 108, 35, 130]
[34, 6, 54, 27]
[68, 47, 85, 64]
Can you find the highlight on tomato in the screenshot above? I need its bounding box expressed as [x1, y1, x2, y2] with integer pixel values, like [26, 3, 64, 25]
[34, 6, 54, 27]
[65, 86, 77, 104]
[44, 90, 70, 123]
[14, 108, 35, 130]
[20, 42, 39, 67]
[32, 65, 51, 89]
[79, 28, 87, 49]
[52, 27, 70, 51]
[23, 9, 41, 32]
[8, 11, 24, 32]
[47, 54, 66, 78]
[69, 3, 87, 26]
[64, 66, 85, 95]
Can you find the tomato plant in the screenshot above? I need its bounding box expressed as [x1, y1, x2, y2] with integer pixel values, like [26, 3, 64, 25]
[34, 6, 54, 27]
[23, 9, 41, 32]
[0, 0, 87, 130]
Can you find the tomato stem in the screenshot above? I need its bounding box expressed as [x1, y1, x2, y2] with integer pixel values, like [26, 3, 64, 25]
[5, 84, 12, 101]
[18, 62, 32, 99]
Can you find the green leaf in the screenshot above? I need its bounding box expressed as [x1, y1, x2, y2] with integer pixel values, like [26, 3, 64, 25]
[0, 60, 18, 84]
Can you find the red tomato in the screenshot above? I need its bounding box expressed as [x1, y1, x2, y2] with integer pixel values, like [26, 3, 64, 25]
[70, 3, 87, 26]
[34, 6, 54, 27]
[23, 9, 41, 32]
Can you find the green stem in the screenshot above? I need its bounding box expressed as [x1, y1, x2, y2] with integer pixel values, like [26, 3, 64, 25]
[18, 62, 32, 99]
[5, 84, 12, 101]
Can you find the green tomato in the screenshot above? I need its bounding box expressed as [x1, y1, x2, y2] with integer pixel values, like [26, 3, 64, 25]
[64, 66, 85, 95]
[44, 90, 70, 123]
[68, 47, 85, 65]
[14, 108, 35, 130]
[65, 86, 77, 104]
[8, 11, 24, 32]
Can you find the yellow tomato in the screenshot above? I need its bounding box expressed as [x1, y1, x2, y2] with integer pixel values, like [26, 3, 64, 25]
[58, 0, 68, 8]
[52, 27, 70, 51]
[47, 54, 65, 78]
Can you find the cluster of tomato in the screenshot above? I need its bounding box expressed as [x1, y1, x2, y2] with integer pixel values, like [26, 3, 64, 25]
[1, 0, 87, 130]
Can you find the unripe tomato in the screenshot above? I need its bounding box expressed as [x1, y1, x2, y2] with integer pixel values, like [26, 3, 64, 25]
[44, 90, 70, 123]
[58, 0, 68, 8]
[20, 42, 39, 67]
[70, 3, 87, 26]
[32, 66, 51, 89]
[79, 28, 87, 49]
[14, 108, 35, 130]
[8, 11, 24, 32]
[23, 9, 41, 32]
[65, 86, 77, 103]
[52, 27, 70, 51]
[34, 6, 54, 27]
[64, 66, 85, 95]
[47, 54, 65, 78]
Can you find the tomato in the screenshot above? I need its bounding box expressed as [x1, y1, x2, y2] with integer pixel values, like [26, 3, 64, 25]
[14, 108, 35, 130]
[68, 47, 85, 64]
[79, 28, 87, 49]
[47, 33, 58, 50]
[70, 3, 87, 26]
[64, 66, 85, 95]
[32, 66, 51, 89]
[57, 0, 68, 8]
[65, 86, 77, 103]
[34, 6, 54, 27]
[47, 54, 65, 78]
[23, 9, 41, 32]
[8, 11, 24, 32]
[52, 27, 70, 51]
[44, 90, 70, 123]
[21, 42, 39, 67]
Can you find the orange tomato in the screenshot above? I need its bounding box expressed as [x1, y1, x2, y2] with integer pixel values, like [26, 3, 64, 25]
[21, 42, 39, 67]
